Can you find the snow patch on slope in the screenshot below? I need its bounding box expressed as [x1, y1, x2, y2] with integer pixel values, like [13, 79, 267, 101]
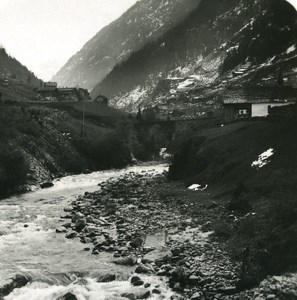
[286, 45, 296, 54]
[114, 86, 149, 111]
[251, 148, 274, 169]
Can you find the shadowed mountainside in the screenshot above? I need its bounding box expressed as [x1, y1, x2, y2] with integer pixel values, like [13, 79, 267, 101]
[52, 0, 201, 90]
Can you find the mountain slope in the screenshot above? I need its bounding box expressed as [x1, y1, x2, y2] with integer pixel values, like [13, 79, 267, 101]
[0, 47, 40, 87]
[91, 0, 297, 113]
[0, 47, 42, 102]
[52, 0, 201, 90]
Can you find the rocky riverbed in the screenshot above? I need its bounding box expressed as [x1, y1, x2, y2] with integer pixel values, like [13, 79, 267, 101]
[58, 170, 297, 300]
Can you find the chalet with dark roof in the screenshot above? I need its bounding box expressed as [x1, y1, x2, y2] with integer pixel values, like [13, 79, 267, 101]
[223, 87, 297, 122]
[57, 88, 81, 101]
[36, 86, 58, 99]
[37, 82, 90, 102]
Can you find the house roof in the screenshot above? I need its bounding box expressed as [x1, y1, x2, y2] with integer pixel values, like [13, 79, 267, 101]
[223, 87, 297, 104]
[57, 88, 77, 93]
[37, 87, 57, 92]
[43, 81, 57, 87]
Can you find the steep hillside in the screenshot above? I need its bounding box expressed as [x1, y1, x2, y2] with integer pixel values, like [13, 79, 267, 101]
[0, 100, 170, 198]
[0, 102, 134, 198]
[0, 47, 41, 87]
[52, 0, 201, 90]
[92, 0, 297, 113]
[168, 116, 297, 282]
[0, 47, 42, 102]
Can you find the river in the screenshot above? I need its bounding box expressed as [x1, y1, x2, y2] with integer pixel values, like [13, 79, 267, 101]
[0, 164, 175, 300]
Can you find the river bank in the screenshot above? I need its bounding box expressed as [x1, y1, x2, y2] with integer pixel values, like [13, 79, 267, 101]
[55, 169, 297, 300]
[1, 165, 296, 299]
[0, 165, 171, 300]
[0, 103, 162, 200]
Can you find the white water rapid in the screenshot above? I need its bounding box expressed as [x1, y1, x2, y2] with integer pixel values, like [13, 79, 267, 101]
[0, 165, 174, 300]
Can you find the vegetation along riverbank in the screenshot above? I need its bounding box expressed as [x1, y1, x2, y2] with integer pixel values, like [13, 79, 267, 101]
[0, 101, 168, 199]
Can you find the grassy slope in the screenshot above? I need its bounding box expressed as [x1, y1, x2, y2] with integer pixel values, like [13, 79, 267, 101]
[168, 118, 297, 282]
[169, 120, 297, 186]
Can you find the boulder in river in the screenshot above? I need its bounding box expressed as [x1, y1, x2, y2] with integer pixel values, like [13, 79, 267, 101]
[59, 292, 78, 300]
[131, 276, 144, 286]
[63, 207, 73, 212]
[65, 232, 77, 239]
[143, 247, 171, 263]
[75, 219, 87, 232]
[56, 227, 67, 233]
[71, 212, 84, 223]
[97, 274, 116, 283]
[40, 182, 54, 189]
[152, 288, 161, 294]
[121, 289, 150, 300]
[135, 263, 154, 274]
[0, 274, 30, 298]
[113, 256, 137, 266]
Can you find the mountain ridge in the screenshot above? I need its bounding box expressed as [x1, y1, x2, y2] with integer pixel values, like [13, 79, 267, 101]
[52, 0, 201, 90]
[90, 0, 297, 114]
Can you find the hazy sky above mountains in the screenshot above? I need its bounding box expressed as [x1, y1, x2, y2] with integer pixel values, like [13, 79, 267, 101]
[0, 0, 138, 80]
[0, 0, 296, 81]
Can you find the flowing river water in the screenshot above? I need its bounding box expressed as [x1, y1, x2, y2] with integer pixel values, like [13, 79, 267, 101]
[0, 164, 175, 300]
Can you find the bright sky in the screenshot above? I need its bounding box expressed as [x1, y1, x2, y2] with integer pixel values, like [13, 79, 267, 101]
[0, 0, 296, 81]
[287, 0, 297, 12]
[0, 0, 138, 80]
[288, 0, 297, 9]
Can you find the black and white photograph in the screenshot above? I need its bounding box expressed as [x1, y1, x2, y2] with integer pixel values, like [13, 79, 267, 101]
[0, 0, 297, 299]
